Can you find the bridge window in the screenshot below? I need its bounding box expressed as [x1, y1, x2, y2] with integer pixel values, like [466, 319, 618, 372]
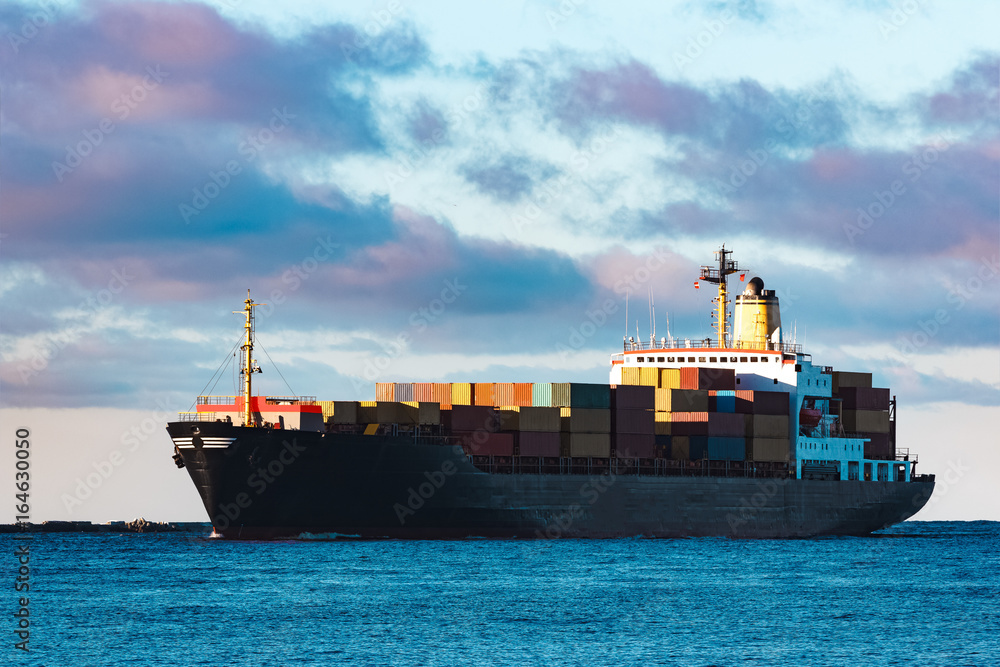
[731, 357, 737, 362]
[637, 357, 644, 362]
[740, 357, 748, 362]
[709, 357, 717, 362]
[751, 357, 758, 362]
[698, 357, 706, 363]
[688, 356, 695, 362]
[657, 357, 665, 362]
[667, 357, 675, 362]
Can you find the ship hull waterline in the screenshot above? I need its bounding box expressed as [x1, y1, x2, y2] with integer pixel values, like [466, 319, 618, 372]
[168, 422, 934, 540]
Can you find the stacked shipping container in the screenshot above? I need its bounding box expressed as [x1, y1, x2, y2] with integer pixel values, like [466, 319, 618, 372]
[832, 372, 892, 459]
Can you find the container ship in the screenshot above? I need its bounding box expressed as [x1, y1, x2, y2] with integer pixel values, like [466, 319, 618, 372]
[167, 248, 935, 539]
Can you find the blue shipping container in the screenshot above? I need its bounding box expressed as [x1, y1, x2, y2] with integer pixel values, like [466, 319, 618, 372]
[707, 436, 746, 461]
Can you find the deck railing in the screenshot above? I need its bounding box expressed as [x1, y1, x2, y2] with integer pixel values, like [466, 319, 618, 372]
[621, 339, 803, 354]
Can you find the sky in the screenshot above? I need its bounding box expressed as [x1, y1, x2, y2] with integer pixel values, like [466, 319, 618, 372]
[0, 0, 997, 523]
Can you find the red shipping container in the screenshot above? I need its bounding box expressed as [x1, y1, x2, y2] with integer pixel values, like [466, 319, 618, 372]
[612, 408, 655, 434]
[614, 433, 655, 458]
[474, 382, 495, 406]
[412, 382, 433, 402]
[611, 385, 656, 410]
[679, 367, 736, 390]
[838, 387, 890, 411]
[735, 390, 789, 415]
[707, 412, 745, 437]
[375, 383, 394, 401]
[513, 383, 533, 407]
[455, 431, 513, 456]
[445, 405, 499, 432]
[518, 431, 560, 457]
[679, 367, 700, 389]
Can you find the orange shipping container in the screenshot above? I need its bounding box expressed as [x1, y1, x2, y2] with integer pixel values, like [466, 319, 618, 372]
[513, 383, 533, 406]
[494, 382, 514, 407]
[375, 383, 394, 402]
[474, 382, 495, 406]
[412, 382, 433, 403]
[432, 383, 452, 405]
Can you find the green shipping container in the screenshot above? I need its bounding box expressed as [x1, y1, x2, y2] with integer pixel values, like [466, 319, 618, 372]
[531, 383, 553, 407]
[551, 383, 611, 409]
[559, 432, 611, 457]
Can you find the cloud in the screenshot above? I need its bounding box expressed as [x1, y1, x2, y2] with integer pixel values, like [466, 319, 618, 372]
[461, 154, 560, 202]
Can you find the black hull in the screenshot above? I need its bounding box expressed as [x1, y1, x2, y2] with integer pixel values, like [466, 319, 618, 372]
[168, 421, 934, 540]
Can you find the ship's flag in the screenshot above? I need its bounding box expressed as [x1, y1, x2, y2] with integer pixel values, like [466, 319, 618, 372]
[694, 281, 700, 289]
[740, 273, 746, 281]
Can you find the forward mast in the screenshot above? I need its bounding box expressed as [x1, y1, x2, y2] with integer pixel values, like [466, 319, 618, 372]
[236, 290, 264, 426]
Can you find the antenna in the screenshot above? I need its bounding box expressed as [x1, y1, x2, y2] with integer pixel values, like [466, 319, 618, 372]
[650, 288, 656, 341]
[625, 290, 629, 344]
[698, 245, 739, 349]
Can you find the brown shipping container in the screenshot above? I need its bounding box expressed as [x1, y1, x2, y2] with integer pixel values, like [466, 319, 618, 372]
[671, 435, 690, 460]
[669, 389, 710, 412]
[329, 401, 358, 424]
[358, 401, 377, 423]
[749, 437, 789, 462]
[654, 421, 672, 435]
[496, 408, 520, 431]
[832, 371, 873, 392]
[842, 409, 890, 433]
[611, 384, 656, 410]
[560, 432, 611, 457]
[698, 367, 736, 390]
[375, 383, 394, 402]
[375, 401, 416, 424]
[401, 401, 440, 425]
[445, 405, 499, 432]
[516, 407, 561, 432]
[451, 383, 473, 406]
[559, 408, 611, 433]
[746, 414, 789, 438]
[474, 382, 495, 406]
[612, 408, 655, 435]
[660, 368, 681, 389]
[837, 386, 890, 411]
[669, 412, 709, 436]
[615, 433, 655, 458]
[863, 433, 894, 459]
[518, 431, 560, 457]
[707, 412, 745, 437]
[455, 431, 514, 456]
[734, 390, 790, 415]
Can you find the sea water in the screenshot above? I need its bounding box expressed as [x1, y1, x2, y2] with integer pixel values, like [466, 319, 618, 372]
[4, 521, 998, 665]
